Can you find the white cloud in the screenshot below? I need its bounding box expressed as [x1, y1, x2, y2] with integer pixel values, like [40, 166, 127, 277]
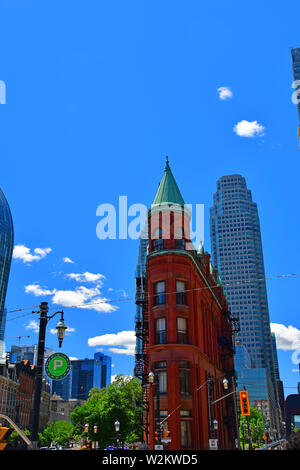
[25, 282, 117, 313]
[66, 272, 105, 284]
[118, 289, 128, 298]
[69, 357, 78, 361]
[218, 86, 233, 100]
[25, 284, 53, 296]
[13, 245, 52, 263]
[88, 330, 135, 356]
[271, 323, 300, 351]
[109, 347, 135, 356]
[63, 257, 74, 264]
[26, 320, 40, 333]
[233, 120, 265, 138]
[52, 286, 116, 313]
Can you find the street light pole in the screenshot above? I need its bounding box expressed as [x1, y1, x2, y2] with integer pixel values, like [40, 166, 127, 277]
[30, 302, 48, 449]
[30, 302, 68, 449]
[207, 377, 214, 440]
[232, 376, 241, 450]
[148, 371, 162, 447]
[155, 373, 162, 446]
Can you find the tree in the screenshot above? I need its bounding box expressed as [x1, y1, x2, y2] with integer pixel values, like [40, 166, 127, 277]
[7, 428, 30, 450]
[71, 375, 143, 449]
[38, 421, 74, 447]
[239, 406, 264, 448]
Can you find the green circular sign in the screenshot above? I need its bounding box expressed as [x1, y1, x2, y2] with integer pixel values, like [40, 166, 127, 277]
[45, 352, 71, 380]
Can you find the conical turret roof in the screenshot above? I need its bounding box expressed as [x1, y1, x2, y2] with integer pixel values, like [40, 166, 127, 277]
[152, 157, 185, 207]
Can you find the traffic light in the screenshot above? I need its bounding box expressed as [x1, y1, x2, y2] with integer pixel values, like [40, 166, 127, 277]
[0, 426, 12, 450]
[163, 430, 172, 439]
[239, 390, 250, 416]
[154, 432, 158, 442]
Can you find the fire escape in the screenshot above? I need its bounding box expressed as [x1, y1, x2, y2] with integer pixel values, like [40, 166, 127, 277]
[134, 236, 150, 444]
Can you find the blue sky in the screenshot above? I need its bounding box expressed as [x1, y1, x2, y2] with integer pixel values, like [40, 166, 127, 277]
[1, 0, 300, 397]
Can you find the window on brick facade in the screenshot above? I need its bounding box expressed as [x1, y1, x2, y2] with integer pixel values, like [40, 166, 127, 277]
[176, 280, 187, 305]
[153, 281, 166, 306]
[177, 317, 188, 344]
[155, 317, 166, 344]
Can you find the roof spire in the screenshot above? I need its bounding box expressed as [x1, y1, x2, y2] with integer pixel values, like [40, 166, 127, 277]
[152, 158, 185, 207]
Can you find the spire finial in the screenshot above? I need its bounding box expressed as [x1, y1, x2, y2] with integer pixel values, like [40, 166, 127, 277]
[166, 155, 169, 166]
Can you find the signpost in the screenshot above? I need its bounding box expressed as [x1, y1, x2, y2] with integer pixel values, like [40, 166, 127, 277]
[209, 439, 218, 450]
[154, 444, 164, 450]
[45, 352, 71, 380]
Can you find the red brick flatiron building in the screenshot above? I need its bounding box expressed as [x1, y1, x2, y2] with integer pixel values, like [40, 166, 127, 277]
[138, 158, 238, 450]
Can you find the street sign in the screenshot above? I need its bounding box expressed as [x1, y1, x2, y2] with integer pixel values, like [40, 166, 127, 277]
[45, 352, 71, 380]
[209, 439, 218, 450]
[154, 444, 164, 450]
[162, 438, 172, 443]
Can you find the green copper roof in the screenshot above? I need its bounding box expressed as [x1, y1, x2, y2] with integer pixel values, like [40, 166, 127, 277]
[152, 157, 185, 206]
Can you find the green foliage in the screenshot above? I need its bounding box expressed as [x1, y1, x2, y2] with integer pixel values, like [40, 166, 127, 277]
[71, 375, 143, 449]
[239, 406, 265, 448]
[38, 420, 74, 447]
[7, 428, 30, 445]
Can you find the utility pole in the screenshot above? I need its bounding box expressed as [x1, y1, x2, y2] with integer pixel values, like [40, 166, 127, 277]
[155, 373, 162, 446]
[207, 377, 214, 439]
[232, 376, 241, 450]
[30, 302, 48, 449]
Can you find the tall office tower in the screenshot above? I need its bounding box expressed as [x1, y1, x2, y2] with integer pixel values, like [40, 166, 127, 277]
[70, 352, 112, 400]
[210, 175, 280, 429]
[10, 344, 54, 366]
[51, 369, 73, 400]
[0, 188, 14, 355]
[0, 308, 7, 357]
[291, 48, 300, 146]
[271, 333, 285, 425]
[234, 343, 278, 438]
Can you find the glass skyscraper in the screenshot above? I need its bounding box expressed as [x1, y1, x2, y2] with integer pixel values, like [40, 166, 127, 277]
[10, 344, 54, 365]
[210, 175, 280, 426]
[0, 188, 14, 356]
[69, 352, 112, 400]
[51, 369, 73, 400]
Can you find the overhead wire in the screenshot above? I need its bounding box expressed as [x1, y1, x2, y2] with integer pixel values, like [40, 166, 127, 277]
[5, 270, 300, 321]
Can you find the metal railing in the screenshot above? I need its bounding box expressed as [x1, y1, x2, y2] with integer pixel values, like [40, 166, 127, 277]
[256, 439, 286, 450]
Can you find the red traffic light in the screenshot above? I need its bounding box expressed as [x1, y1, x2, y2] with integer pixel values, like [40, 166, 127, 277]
[239, 390, 250, 416]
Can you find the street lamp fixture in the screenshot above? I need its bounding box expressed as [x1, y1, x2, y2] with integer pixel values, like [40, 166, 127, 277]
[222, 378, 229, 390]
[148, 371, 155, 384]
[56, 314, 68, 348]
[114, 420, 120, 433]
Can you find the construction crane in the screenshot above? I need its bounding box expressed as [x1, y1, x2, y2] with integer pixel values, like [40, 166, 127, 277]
[6, 335, 30, 346]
